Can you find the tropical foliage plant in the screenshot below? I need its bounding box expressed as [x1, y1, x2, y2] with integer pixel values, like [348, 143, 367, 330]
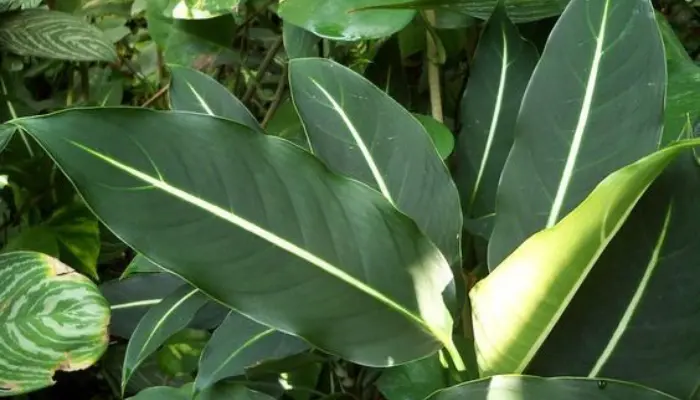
[1, 0, 700, 399]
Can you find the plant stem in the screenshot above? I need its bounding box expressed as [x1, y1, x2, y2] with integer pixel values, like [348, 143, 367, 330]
[425, 10, 444, 122]
[445, 339, 467, 374]
[261, 64, 288, 128]
[79, 62, 90, 103]
[242, 36, 284, 104]
[142, 83, 170, 108]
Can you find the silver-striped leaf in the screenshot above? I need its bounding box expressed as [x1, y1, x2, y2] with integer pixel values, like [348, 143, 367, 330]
[0, 251, 110, 396]
[0, 9, 117, 62]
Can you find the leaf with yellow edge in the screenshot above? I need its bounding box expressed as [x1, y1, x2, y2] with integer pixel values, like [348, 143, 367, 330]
[471, 137, 700, 376]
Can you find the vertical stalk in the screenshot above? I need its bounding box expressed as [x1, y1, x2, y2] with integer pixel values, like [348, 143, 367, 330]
[425, 10, 444, 123]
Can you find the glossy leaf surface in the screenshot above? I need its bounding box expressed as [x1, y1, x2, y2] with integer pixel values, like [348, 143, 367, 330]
[277, 0, 415, 41]
[455, 3, 537, 222]
[195, 311, 309, 393]
[472, 138, 700, 376]
[168, 64, 260, 131]
[426, 376, 677, 399]
[288, 58, 462, 269]
[122, 284, 209, 390]
[0, 252, 109, 396]
[15, 107, 455, 368]
[0, 9, 117, 61]
[488, 0, 665, 268]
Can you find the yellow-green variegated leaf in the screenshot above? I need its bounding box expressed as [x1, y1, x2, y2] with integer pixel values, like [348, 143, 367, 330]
[471, 138, 700, 377]
[13, 107, 456, 368]
[0, 251, 110, 397]
[0, 9, 117, 62]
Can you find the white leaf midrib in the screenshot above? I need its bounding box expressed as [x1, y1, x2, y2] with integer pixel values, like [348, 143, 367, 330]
[68, 140, 446, 346]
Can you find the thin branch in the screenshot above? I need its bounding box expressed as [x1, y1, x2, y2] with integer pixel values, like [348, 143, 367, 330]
[141, 83, 170, 108]
[242, 36, 284, 104]
[424, 10, 444, 122]
[261, 64, 288, 128]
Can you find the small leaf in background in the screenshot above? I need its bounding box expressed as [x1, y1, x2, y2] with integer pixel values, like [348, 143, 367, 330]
[0, 252, 110, 396]
[0, 9, 117, 62]
[656, 13, 700, 145]
[195, 311, 309, 393]
[471, 137, 700, 377]
[122, 284, 210, 391]
[277, 0, 416, 41]
[3, 202, 101, 279]
[365, 37, 411, 106]
[168, 64, 261, 131]
[412, 114, 454, 160]
[425, 375, 677, 399]
[454, 3, 538, 223]
[376, 353, 447, 400]
[488, 0, 666, 268]
[101, 273, 182, 338]
[283, 22, 320, 59]
[264, 98, 309, 149]
[157, 328, 211, 378]
[147, 0, 238, 68]
[165, 0, 242, 19]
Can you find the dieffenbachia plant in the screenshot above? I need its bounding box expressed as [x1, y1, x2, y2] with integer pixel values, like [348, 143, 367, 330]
[4, 0, 700, 398]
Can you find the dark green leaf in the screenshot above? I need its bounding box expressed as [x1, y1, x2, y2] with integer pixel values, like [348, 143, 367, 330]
[264, 99, 308, 149]
[0, 9, 117, 61]
[364, 37, 411, 106]
[277, 0, 416, 41]
[122, 284, 209, 391]
[15, 107, 456, 368]
[427, 376, 678, 399]
[454, 3, 537, 223]
[488, 0, 665, 268]
[196, 311, 309, 393]
[168, 64, 261, 131]
[288, 58, 462, 270]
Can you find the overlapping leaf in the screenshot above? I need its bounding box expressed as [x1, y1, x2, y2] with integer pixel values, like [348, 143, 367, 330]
[122, 284, 209, 391]
[0, 252, 110, 396]
[168, 64, 260, 131]
[288, 58, 462, 270]
[0, 9, 117, 62]
[195, 311, 309, 393]
[455, 3, 538, 224]
[277, 0, 415, 41]
[471, 138, 700, 377]
[13, 108, 455, 368]
[426, 375, 677, 399]
[488, 0, 665, 268]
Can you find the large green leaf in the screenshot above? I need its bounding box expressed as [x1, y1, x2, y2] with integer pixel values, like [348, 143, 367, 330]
[13, 107, 456, 368]
[455, 3, 537, 223]
[0, 9, 117, 62]
[0, 251, 110, 396]
[426, 376, 677, 399]
[288, 58, 462, 270]
[488, 0, 665, 268]
[656, 14, 700, 144]
[471, 138, 700, 377]
[195, 311, 309, 393]
[168, 64, 261, 131]
[165, 0, 241, 19]
[123, 284, 210, 391]
[525, 155, 700, 398]
[283, 23, 320, 60]
[277, 0, 415, 41]
[376, 353, 447, 400]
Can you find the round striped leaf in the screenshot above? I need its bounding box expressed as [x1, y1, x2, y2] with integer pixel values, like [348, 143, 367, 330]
[0, 251, 110, 397]
[0, 9, 117, 62]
